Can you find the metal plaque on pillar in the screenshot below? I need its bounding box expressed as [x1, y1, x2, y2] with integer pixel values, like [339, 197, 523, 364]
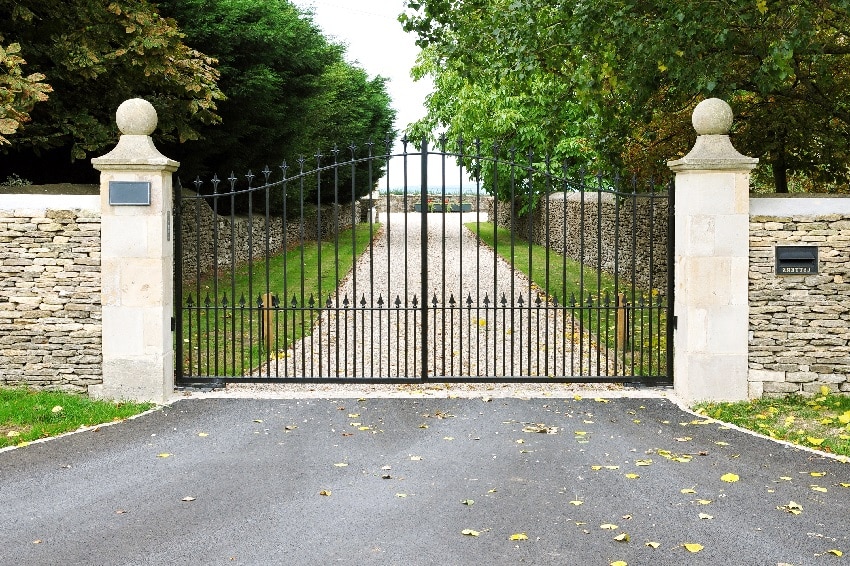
[109, 181, 151, 206]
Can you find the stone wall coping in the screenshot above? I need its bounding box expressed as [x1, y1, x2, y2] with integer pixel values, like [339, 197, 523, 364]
[0, 194, 101, 212]
[750, 196, 850, 216]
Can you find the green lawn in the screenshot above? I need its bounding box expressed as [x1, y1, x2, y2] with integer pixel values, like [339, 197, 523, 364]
[180, 223, 380, 377]
[0, 388, 153, 449]
[695, 387, 850, 458]
[468, 221, 668, 377]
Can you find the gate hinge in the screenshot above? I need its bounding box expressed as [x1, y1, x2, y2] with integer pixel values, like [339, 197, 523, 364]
[171, 317, 176, 331]
[672, 315, 677, 330]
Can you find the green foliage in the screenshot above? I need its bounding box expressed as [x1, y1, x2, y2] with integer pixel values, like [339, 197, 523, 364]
[402, 0, 850, 193]
[0, 0, 223, 180]
[0, 42, 51, 144]
[0, 387, 154, 448]
[158, 0, 396, 211]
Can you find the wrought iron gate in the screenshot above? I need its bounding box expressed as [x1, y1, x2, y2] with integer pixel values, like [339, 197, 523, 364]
[174, 138, 673, 386]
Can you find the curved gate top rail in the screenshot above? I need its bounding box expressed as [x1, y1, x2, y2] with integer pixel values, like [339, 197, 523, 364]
[174, 137, 673, 387]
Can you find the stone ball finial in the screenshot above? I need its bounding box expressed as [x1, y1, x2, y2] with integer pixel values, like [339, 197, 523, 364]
[115, 98, 158, 136]
[692, 98, 733, 135]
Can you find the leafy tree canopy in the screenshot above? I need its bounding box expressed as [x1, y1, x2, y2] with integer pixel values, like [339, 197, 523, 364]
[157, 0, 396, 211]
[0, 0, 223, 181]
[402, 0, 850, 192]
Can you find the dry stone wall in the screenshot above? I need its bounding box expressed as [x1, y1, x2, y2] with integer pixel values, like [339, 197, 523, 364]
[178, 189, 361, 279]
[491, 192, 669, 292]
[0, 195, 102, 392]
[749, 198, 850, 397]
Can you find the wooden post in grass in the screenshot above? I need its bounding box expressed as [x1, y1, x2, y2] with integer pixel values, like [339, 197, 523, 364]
[262, 292, 275, 356]
[617, 293, 628, 349]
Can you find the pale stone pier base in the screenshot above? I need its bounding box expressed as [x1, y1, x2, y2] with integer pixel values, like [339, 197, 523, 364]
[668, 99, 758, 403]
[90, 99, 178, 403]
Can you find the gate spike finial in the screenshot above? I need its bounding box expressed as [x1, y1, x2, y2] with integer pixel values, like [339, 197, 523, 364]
[261, 166, 271, 184]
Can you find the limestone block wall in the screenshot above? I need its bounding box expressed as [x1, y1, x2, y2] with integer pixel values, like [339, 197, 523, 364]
[749, 197, 850, 397]
[0, 194, 102, 392]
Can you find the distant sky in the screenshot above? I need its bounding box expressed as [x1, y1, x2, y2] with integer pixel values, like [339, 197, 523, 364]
[291, 0, 431, 137]
[291, 0, 465, 190]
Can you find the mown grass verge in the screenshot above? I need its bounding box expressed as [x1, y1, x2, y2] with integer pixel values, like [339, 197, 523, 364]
[180, 223, 380, 377]
[468, 221, 667, 377]
[695, 386, 850, 458]
[0, 387, 154, 449]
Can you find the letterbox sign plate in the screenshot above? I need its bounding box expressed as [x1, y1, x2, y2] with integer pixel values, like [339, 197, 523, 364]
[775, 245, 818, 275]
[108, 181, 151, 206]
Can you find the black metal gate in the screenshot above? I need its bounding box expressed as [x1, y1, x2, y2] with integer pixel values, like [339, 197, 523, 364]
[174, 138, 673, 386]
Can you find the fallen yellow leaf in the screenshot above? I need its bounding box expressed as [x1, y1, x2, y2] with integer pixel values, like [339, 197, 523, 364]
[625, 473, 640, 479]
[645, 541, 660, 549]
[157, 453, 172, 458]
[461, 529, 480, 537]
[683, 543, 704, 553]
[828, 549, 843, 557]
[680, 488, 696, 494]
[610, 562, 628, 566]
[614, 533, 630, 542]
[510, 533, 528, 541]
[600, 524, 619, 530]
[319, 490, 331, 496]
[720, 473, 739, 483]
[569, 500, 583, 506]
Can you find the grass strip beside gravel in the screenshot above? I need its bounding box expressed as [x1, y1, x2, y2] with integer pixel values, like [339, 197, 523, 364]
[695, 386, 850, 458]
[0, 387, 154, 449]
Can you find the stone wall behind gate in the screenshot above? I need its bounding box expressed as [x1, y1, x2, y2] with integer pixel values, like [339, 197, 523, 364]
[178, 188, 362, 280]
[490, 192, 670, 293]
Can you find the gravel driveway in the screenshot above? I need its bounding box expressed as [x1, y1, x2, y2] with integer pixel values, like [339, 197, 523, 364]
[253, 211, 613, 382]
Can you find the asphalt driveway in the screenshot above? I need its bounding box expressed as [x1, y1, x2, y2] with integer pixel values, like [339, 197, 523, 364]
[2, 395, 848, 565]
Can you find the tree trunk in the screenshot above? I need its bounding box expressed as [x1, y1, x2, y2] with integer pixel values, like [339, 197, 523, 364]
[772, 150, 788, 193]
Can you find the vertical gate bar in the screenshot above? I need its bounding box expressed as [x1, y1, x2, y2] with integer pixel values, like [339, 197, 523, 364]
[666, 179, 675, 384]
[543, 156, 551, 378]
[647, 184, 657, 383]
[595, 175, 603, 376]
[280, 166, 289, 379]
[332, 149, 341, 377]
[263, 169, 272, 377]
[525, 152, 533, 376]
[193, 193, 202, 377]
[402, 139, 409, 378]
[211, 179, 221, 377]
[420, 138, 429, 382]
[613, 175, 621, 376]
[561, 167, 569, 378]
[350, 145, 358, 378]
[440, 137, 447, 376]
[315, 152, 324, 378]
[629, 177, 639, 378]
[508, 147, 516, 375]
[458, 141, 465, 377]
[174, 180, 184, 382]
[578, 171, 587, 375]
[246, 173, 255, 375]
[297, 159, 307, 377]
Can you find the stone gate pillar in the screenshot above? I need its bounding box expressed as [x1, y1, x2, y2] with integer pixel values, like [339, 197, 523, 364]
[90, 99, 178, 403]
[668, 98, 758, 403]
